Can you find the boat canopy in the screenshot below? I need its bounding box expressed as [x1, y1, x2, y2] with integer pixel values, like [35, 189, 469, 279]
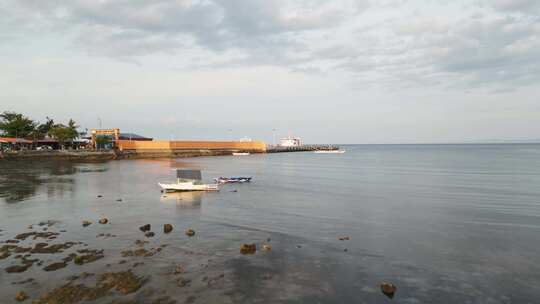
[177, 169, 202, 180]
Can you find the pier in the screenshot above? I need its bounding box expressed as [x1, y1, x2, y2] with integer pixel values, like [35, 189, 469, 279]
[266, 144, 340, 153]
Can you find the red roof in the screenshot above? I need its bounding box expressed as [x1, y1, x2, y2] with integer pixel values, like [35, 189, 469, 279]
[0, 137, 33, 144]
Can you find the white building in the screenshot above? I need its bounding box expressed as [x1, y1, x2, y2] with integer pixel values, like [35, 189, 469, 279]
[279, 136, 301, 147]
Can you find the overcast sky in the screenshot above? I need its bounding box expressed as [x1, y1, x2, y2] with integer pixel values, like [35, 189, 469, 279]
[1, 0, 539, 144]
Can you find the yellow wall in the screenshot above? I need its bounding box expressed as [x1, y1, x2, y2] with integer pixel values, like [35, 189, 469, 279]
[117, 140, 266, 152]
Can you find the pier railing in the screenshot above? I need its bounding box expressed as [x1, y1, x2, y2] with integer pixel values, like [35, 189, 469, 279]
[266, 144, 339, 153]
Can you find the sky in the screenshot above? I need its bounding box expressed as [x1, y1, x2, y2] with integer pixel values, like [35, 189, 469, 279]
[1, 0, 539, 144]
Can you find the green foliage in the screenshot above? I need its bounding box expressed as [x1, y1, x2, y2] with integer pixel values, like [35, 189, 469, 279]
[0, 111, 37, 138]
[34, 117, 55, 139]
[49, 119, 80, 149]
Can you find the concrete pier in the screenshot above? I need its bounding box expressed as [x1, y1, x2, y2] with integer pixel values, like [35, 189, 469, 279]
[266, 144, 340, 153]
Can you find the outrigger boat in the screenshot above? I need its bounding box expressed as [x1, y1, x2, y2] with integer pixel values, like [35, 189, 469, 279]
[159, 169, 219, 192]
[214, 177, 252, 184]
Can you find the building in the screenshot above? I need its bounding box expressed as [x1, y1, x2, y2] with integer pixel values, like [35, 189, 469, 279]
[118, 133, 153, 141]
[0, 137, 33, 150]
[90, 129, 153, 149]
[279, 136, 301, 147]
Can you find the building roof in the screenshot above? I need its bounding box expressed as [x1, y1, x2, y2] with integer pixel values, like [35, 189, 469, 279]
[0, 137, 33, 144]
[119, 133, 153, 140]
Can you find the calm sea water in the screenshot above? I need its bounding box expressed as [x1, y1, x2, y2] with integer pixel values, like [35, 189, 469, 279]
[1, 144, 540, 303]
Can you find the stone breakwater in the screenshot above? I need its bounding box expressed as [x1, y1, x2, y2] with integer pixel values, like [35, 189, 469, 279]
[0, 149, 251, 161]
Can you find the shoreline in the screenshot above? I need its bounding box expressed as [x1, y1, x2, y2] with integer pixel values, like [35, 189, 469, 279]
[0, 150, 250, 161]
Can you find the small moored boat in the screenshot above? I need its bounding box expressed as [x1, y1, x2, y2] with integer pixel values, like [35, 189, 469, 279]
[159, 169, 219, 192]
[232, 152, 250, 156]
[214, 177, 252, 184]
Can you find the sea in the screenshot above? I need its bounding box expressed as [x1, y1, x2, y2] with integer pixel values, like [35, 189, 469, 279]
[1, 144, 540, 303]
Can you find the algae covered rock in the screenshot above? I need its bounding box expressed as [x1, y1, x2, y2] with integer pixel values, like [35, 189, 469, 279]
[163, 224, 173, 234]
[15, 290, 27, 302]
[5, 265, 30, 273]
[82, 220, 92, 227]
[240, 243, 256, 254]
[174, 264, 184, 274]
[380, 282, 397, 298]
[98, 218, 108, 225]
[185, 229, 195, 237]
[74, 256, 84, 265]
[139, 224, 151, 232]
[43, 262, 68, 272]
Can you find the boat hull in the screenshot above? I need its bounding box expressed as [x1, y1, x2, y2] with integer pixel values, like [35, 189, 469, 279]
[158, 182, 219, 192]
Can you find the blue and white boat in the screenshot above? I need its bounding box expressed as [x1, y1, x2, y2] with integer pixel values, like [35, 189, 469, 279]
[214, 177, 252, 184]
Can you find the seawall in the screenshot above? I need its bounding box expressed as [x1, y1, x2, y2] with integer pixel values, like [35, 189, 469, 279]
[0, 149, 252, 161]
[117, 140, 266, 153]
[0, 150, 119, 161]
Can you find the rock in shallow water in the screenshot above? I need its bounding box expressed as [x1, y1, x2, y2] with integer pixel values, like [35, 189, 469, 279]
[380, 282, 397, 298]
[174, 264, 184, 274]
[43, 262, 68, 272]
[163, 224, 173, 234]
[82, 220, 92, 227]
[145, 232, 155, 238]
[185, 229, 195, 237]
[139, 224, 151, 232]
[15, 290, 27, 302]
[98, 218, 108, 225]
[240, 244, 256, 254]
[5, 265, 29, 273]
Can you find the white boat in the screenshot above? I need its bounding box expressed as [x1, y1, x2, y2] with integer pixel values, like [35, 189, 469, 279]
[314, 150, 346, 154]
[159, 169, 219, 192]
[232, 152, 250, 156]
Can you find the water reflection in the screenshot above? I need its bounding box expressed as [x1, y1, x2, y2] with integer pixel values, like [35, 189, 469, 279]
[0, 161, 107, 203]
[159, 191, 203, 208]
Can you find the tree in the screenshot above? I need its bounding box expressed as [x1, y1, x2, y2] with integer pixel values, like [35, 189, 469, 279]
[67, 119, 79, 142]
[33, 117, 55, 139]
[0, 111, 37, 138]
[49, 120, 80, 150]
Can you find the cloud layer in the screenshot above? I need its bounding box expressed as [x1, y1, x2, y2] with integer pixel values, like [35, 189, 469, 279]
[2, 0, 539, 92]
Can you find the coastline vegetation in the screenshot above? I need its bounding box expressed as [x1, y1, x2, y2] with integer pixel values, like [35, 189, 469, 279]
[0, 111, 83, 149]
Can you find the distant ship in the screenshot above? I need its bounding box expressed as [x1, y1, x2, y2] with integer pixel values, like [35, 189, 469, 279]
[314, 150, 346, 154]
[232, 152, 250, 156]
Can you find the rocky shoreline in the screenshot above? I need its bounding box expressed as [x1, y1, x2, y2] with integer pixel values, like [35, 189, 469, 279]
[0, 150, 242, 161]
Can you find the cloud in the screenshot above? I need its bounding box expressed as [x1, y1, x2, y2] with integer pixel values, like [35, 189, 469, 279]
[1, 0, 539, 92]
[490, 0, 540, 14]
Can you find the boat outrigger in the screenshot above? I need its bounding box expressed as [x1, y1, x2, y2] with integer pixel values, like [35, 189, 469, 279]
[214, 177, 252, 184]
[159, 169, 219, 192]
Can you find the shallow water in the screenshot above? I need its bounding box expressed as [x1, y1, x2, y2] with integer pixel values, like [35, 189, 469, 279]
[1, 144, 540, 303]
